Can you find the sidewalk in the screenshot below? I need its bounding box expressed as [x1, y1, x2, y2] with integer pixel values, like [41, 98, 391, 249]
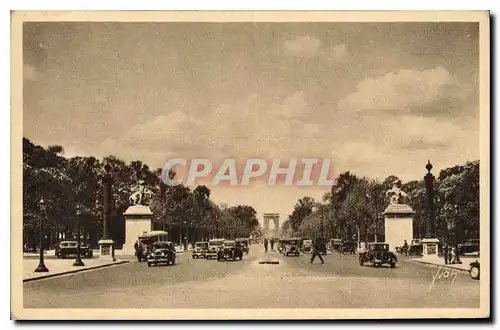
[23, 258, 128, 282]
[409, 256, 477, 272]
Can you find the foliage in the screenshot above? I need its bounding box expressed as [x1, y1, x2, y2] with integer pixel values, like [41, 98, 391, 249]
[22, 138, 260, 248]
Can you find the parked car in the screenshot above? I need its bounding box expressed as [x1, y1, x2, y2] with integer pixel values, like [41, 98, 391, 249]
[459, 239, 480, 256]
[469, 260, 480, 280]
[235, 238, 250, 254]
[55, 241, 93, 259]
[284, 238, 301, 256]
[359, 242, 397, 268]
[329, 239, 342, 252]
[192, 241, 209, 259]
[340, 241, 357, 255]
[206, 238, 225, 260]
[302, 239, 313, 253]
[147, 241, 176, 267]
[217, 240, 243, 261]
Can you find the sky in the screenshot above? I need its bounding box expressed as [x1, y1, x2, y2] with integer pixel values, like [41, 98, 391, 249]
[23, 22, 480, 224]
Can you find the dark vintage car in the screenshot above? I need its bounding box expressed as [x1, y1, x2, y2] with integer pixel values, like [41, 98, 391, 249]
[56, 241, 93, 259]
[469, 260, 480, 280]
[283, 238, 301, 256]
[340, 240, 357, 255]
[329, 239, 342, 252]
[459, 239, 480, 256]
[408, 243, 423, 256]
[206, 238, 225, 260]
[192, 241, 209, 259]
[217, 240, 243, 261]
[235, 238, 250, 254]
[147, 241, 176, 267]
[359, 242, 397, 268]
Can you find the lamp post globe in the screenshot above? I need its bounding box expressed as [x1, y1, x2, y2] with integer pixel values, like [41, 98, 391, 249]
[34, 198, 49, 272]
[73, 204, 85, 267]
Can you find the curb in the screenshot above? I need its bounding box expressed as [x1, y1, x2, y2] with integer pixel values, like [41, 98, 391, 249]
[23, 261, 129, 283]
[409, 259, 469, 273]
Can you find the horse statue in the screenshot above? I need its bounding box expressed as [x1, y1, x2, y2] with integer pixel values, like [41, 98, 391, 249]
[129, 180, 154, 206]
[385, 184, 409, 205]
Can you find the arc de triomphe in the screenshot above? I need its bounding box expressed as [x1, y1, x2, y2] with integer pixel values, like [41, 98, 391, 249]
[263, 213, 280, 234]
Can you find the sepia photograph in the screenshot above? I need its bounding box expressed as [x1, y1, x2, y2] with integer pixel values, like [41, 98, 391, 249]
[11, 11, 490, 320]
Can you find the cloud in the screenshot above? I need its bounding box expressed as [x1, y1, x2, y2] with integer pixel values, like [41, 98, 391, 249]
[283, 36, 322, 58]
[338, 67, 465, 115]
[328, 44, 348, 62]
[24, 64, 39, 82]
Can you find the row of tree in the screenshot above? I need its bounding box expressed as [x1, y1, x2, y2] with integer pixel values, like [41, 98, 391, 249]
[281, 160, 480, 246]
[23, 138, 261, 249]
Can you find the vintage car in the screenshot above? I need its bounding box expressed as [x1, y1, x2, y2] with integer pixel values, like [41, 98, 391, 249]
[359, 242, 397, 268]
[138, 230, 169, 260]
[459, 239, 480, 256]
[301, 239, 313, 253]
[469, 260, 480, 280]
[206, 238, 225, 260]
[192, 241, 209, 259]
[235, 238, 250, 254]
[340, 240, 357, 254]
[283, 238, 301, 256]
[217, 240, 243, 261]
[407, 240, 423, 256]
[147, 241, 176, 267]
[329, 239, 342, 252]
[277, 239, 286, 254]
[56, 241, 93, 259]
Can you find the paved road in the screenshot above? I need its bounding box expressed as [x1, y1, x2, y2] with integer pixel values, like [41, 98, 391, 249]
[24, 246, 480, 308]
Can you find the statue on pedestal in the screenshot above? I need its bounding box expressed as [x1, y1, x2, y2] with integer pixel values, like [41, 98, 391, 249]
[129, 180, 154, 206]
[385, 185, 409, 205]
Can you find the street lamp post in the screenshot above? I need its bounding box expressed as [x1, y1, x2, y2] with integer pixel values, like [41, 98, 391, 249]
[73, 204, 85, 267]
[34, 198, 49, 272]
[453, 205, 462, 264]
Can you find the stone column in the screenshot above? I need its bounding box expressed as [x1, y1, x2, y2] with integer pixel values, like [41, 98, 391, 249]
[421, 161, 439, 260]
[98, 164, 116, 262]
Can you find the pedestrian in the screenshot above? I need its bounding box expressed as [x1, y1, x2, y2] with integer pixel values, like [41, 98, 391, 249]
[402, 240, 409, 256]
[264, 238, 269, 253]
[443, 242, 449, 265]
[270, 237, 275, 251]
[135, 240, 144, 262]
[310, 239, 324, 264]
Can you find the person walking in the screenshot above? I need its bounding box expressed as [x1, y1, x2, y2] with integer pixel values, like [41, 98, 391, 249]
[402, 240, 409, 256]
[270, 237, 275, 251]
[135, 240, 144, 262]
[310, 239, 324, 264]
[264, 238, 269, 253]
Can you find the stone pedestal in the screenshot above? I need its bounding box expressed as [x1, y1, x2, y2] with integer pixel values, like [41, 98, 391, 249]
[421, 237, 440, 261]
[122, 205, 153, 255]
[383, 204, 414, 252]
[98, 238, 116, 261]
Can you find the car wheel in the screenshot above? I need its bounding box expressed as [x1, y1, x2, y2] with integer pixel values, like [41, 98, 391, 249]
[390, 262, 396, 268]
[470, 266, 480, 280]
[147, 263, 152, 267]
